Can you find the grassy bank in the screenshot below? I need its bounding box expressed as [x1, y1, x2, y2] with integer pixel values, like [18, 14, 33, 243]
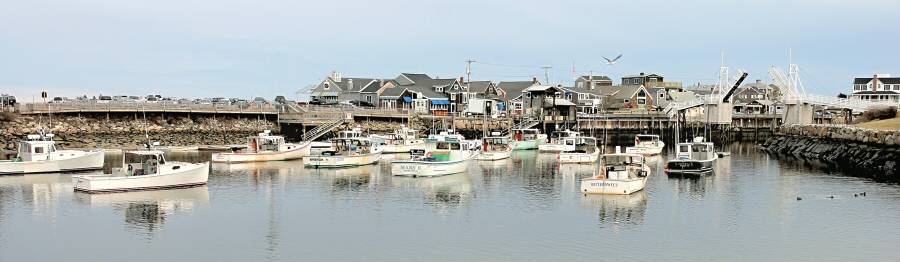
[855, 117, 900, 131]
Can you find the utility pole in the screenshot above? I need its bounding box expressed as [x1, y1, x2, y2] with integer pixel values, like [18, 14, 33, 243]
[465, 59, 476, 97]
[541, 66, 552, 85]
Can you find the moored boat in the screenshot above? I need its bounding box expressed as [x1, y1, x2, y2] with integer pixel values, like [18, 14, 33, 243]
[391, 140, 477, 177]
[511, 128, 547, 150]
[303, 138, 381, 168]
[625, 134, 665, 156]
[425, 129, 465, 143]
[370, 126, 426, 153]
[73, 144, 209, 193]
[0, 133, 104, 175]
[472, 134, 513, 161]
[580, 151, 650, 195]
[211, 130, 310, 163]
[665, 137, 718, 175]
[558, 137, 601, 164]
[538, 130, 580, 152]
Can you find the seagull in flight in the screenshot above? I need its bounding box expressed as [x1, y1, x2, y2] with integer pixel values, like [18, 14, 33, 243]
[603, 54, 623, 65]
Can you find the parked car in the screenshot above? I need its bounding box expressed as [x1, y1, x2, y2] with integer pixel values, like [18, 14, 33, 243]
[274, 96, 287, 104]
[97, 96, 113, 103]
[349, 100, 375, 108]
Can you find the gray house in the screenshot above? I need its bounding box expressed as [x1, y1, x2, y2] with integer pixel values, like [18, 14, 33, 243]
[309, 72, 386, 106]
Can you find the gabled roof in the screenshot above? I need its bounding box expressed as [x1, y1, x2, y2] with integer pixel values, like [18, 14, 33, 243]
[465, 81, 493, 93]
[361, 79, 389, 93]
[330, 77, 377, 92]
[379, 87, 409, 98]
[406, 84, 448, 99]
[854, 78, 872, 85]
[882, 78, 900, 85]
[397, 73, 433, 85]
[497, 81, 539, 99]
[623, 73, 662, 78]
[589, 85, 645, 100]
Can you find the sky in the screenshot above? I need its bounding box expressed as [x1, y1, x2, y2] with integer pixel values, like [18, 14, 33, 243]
[1, 0, 898, 101]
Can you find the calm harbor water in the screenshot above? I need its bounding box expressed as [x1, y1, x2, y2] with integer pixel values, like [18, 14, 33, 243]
[1, 142, 899, 261]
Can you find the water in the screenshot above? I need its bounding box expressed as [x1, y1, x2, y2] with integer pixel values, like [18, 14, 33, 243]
[1, 143, 899, 261]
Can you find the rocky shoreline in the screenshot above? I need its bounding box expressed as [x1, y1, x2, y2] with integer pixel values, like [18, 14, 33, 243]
[761, 124, 900, 182]
[1, 114, 278, 150]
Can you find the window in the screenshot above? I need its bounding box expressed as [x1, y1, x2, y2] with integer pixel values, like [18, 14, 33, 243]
[566, 94, 572, 100]
[624, 99, 630, 103]
[637, 98, 646, 104]
[577, 82, 584, 88]
[659, 93, 665, 99]
[895, 85, 900, 91]
[366, 96, 372, 102]
[324, 83, 330, 90]
[436, 87, 443, 92]
[34, 146, 44, 154]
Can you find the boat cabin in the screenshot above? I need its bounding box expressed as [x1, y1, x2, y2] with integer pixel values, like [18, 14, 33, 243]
[512, 128, 541, 141]
[396, 126, 419, 139]
[561, 137, 597, 153]
[635, 134, 660, 143]
[122, 151, 167, 176]
[601, 154, 647, 180]
[337, 128, 365, 139]
[325, 138, 376, 156]
[675, 138, 716, 160]
[248, 134, 289, 153]
[481, 136, 511, 152]
[15, 134, 57, 161]
[551, 130, 580, 140]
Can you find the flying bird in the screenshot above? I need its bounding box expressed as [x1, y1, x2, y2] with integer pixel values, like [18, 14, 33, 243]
[603, 54, 623, 65]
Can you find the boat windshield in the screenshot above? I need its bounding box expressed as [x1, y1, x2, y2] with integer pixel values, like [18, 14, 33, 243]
[603, 155, 643, 165]
[123, 153, 165, 176]
[435, 142, 461, 150]
[636, 135, 658, 142]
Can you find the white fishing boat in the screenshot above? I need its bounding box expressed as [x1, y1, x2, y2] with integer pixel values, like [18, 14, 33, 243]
[310, 141, 333, 155]
[0, 133, 104, 175]
[336, 127, 366, 139]
[370, 126, 426, 153]
[666, 137, 718, 175]
[581, 150, 650, 195]
[211, 130, 310, 163]
[538, 130, 580, 152]
[472, 134, 513, 161]
[391, 140, 477, 177]
[558, 137, 601, 164]
[511, 128, 547, 150]
[72, 144, 209, 193]
[426, 129, 466, 143]
[625, 134, 665, 156]
[303, 138, 381, 168]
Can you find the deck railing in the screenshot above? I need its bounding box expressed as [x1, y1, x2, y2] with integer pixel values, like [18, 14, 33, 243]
[17, 101, 278, 114]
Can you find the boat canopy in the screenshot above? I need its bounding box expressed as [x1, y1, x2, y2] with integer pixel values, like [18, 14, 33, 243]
[602, 154, 645, 165]
[636, 135, 660, 141]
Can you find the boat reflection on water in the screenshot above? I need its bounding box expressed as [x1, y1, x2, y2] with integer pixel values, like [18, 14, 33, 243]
[559, 163, 597, 193]
[318, 164, 379, 192]
[74, 186, 209, 236]
[392, 173, 473, 212]
[213, 159, 304, 176]
[476, 159, 512, 177]
[581, 190, 648, 227]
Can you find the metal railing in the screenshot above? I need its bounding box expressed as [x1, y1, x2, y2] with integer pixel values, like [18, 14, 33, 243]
[302, 116, 346, 141]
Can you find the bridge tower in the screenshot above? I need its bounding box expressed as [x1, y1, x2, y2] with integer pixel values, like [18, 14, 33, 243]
[770, 63, 813, 125]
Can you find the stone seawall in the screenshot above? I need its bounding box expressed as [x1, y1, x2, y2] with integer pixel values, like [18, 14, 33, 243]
[761, 124, 900, 182]
[1, 114, 278, 150]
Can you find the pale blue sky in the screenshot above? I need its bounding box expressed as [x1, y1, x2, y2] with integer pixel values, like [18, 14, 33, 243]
[1, 0, 898, 101]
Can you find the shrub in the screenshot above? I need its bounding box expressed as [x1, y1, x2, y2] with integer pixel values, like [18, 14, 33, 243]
[853, 106, 897, 124]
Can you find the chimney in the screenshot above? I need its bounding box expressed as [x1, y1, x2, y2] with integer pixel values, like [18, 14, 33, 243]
[331, 71, 342, 82]
[873, 74, 878, 91]
[756, 79, 762, 84]
[532, 77, 538, 84]
[459, 76, 464, 83]
[347, 79, 353, 90]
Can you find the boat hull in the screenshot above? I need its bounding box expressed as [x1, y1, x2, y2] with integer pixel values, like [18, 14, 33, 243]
[513, 140, 544, 150]
[303, 153, 381, 168]
[0, 150, 105, 175]
[538, 144, 573, 153]
[381, 142, 427, 154]
[558, 150, 600, 164]
[472, 150, 511, 161]
[666, 159, 716, 174]
[625, 146, 664, 156]
[211, 142, 311, 163]
[72, 162, 209, 193]
[580, 177, 647, 195]
[391, 159, 468, 177]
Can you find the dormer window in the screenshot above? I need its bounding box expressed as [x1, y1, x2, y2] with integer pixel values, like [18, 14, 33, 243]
[436, 86, 444, 93]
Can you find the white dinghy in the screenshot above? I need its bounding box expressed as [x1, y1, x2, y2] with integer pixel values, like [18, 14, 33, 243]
[0, 133, 104, 175]
[580, 150, 650, 195]
[73, 143, 209, 193]
[211, 130, 311, 163]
